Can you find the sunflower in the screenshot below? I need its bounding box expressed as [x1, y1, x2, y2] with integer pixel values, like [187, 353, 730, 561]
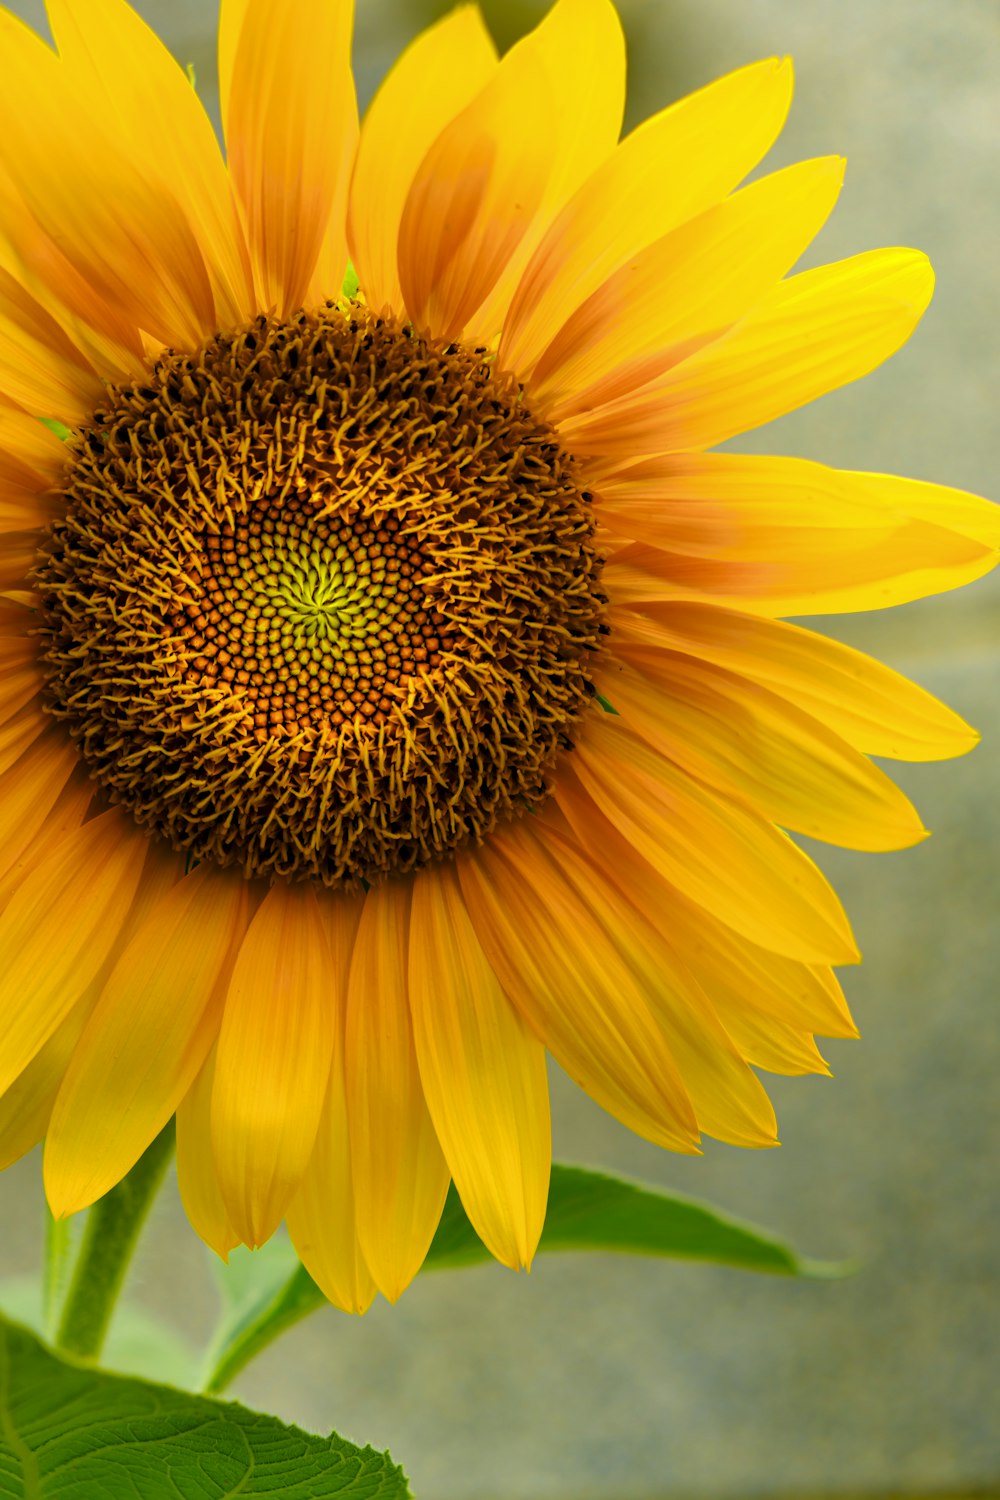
[0, 0, 995, 1314]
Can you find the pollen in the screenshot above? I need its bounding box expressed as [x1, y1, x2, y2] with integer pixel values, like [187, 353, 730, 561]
[34, 305, 606, 884]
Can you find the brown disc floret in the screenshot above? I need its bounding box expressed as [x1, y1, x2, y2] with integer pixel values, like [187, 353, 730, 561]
[35, 304, 606, 885]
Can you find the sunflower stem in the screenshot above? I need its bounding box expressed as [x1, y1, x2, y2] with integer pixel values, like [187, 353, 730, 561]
[54, 1123, 176, 1362]
[42, 1208, 77, 1340]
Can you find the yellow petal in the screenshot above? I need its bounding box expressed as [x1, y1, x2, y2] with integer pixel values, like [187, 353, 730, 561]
[286, 1056, 377, 1316]
[458, 822, 700, 1152]
[563, 248, 934, 457]
[530, 155, 844, 419]
[46, 0, 254, 328]
[555, 764, 858, 1042]
[0, 532, 43, 589]
[409, 862, 550, 1269]
[607, 601, 981, 762]
[0, 727, 78, 872]
[601, 649, 927, 851]
[0, 842, 182, 1173]
[547, 780, 844, 1083]
[177, 1042, 241, 1260]
[217, 0, 252, 141]
[0, 165, 144, 382]
[396, 38, 555, 340]
[499, 56, 794, 378]
[0, 996, 89, 1171]
[601, 518, 995, 617]
[0, 700, 47, 778]
[0, 623, 41, 726]
[594, 451, 899, 557]
[712, 1009, 831, 1077]
[833, 468, 1000, 548]
[0, 266, 103, 422]
[348, 4, 498, 314]
[0, 10, 214, 348]
[463, 0, 626, 344]
[0, 392, 66, 479]
[287, 888, 375, 1313]
[44, 866, 248, 1217]
[212, 883, 336, 1247]
[0, 774, 95, 913]
[0, 809, 148, 1097]
[572, 713, 858, 963]
[226, 0, 357, 313]
[345, 881, 450, 1301]
[510, 800, 775, 1146]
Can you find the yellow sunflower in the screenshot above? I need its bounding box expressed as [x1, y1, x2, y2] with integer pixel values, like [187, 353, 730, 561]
[0, 0, 996, 1315]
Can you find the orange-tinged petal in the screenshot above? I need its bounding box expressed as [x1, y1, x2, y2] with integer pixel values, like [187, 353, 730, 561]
[177, 1043, 241, 1260]
[0, 533, 43, 590]
[832, 468, 1000, 549]
[348, 4, 498, 314]
[713, 1009, 831, 1077]
[345, 880, 449, 1301]
[212, 883, 335, 1247]
[0, 841, 181, 1172]
[397, 40, 554, 340]
[512, 801, 777, 1145]
[0, 163, 144, 381]
[601, 649, 927, 850]
[0, 768, 94, 904]
[218, 0, 252, 140]
[458, 822, 700, 1152]
[0, 624, 41, 726]
[0, 266, 103, 422]
[463, 0, 626, 344]
[0, 393, 66, 480]
[594, 451, 898, 557]
[607, 601, 981, 762]
[499, 56, 794, 378]
[554, 764, 858, 1041]
[44, 866, 248, 1217]
[563, 248, 934, 456]
[573, 712, 858, 963]
[47, 0, 254, 328]
[409, 863, 550, 1269]
[0, 727, 78, 869]
[0, 10, 214, 348]
[286, 1054, 377, 1315]
[0, 990, 91, 1171]
[0, 700, 47, 778]
[226, 0, 357, 314]
[601, 519, 995, 617]
[0, 809, 148, 1097]
[287, 890, 375, 1313]
[531, 155, 844, 419]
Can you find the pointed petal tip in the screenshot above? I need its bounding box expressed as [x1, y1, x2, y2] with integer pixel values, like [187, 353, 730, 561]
[42, 1166, 94, 1223]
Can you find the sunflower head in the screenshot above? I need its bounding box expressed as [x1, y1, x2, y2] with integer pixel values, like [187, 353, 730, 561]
[0, 0, 995, 1311]
[34, 303, 604, 884]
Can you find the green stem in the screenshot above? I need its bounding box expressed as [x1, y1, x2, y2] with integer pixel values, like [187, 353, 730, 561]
[54, 1123, 176, 1362]
[42, 1210, 76, 1340]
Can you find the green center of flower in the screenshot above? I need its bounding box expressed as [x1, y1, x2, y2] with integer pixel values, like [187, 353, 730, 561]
[35, 305, 606, 885]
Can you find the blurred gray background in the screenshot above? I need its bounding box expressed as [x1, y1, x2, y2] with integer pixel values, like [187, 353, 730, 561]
[1, 2, 998, 1497]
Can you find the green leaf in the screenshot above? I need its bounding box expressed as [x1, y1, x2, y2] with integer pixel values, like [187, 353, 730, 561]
[0, 1277, 198, 1390]
[39, 417, 72, 441]
[341, 262, 360, 300]
[595, 692, 619, 714]
[0, 1314, 410, 1498]
[426, 1164, 847, 1276]
[202, 1164, 845, 1393]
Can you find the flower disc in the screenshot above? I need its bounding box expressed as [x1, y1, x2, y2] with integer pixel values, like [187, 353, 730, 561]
[35, 306, 605, 884]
